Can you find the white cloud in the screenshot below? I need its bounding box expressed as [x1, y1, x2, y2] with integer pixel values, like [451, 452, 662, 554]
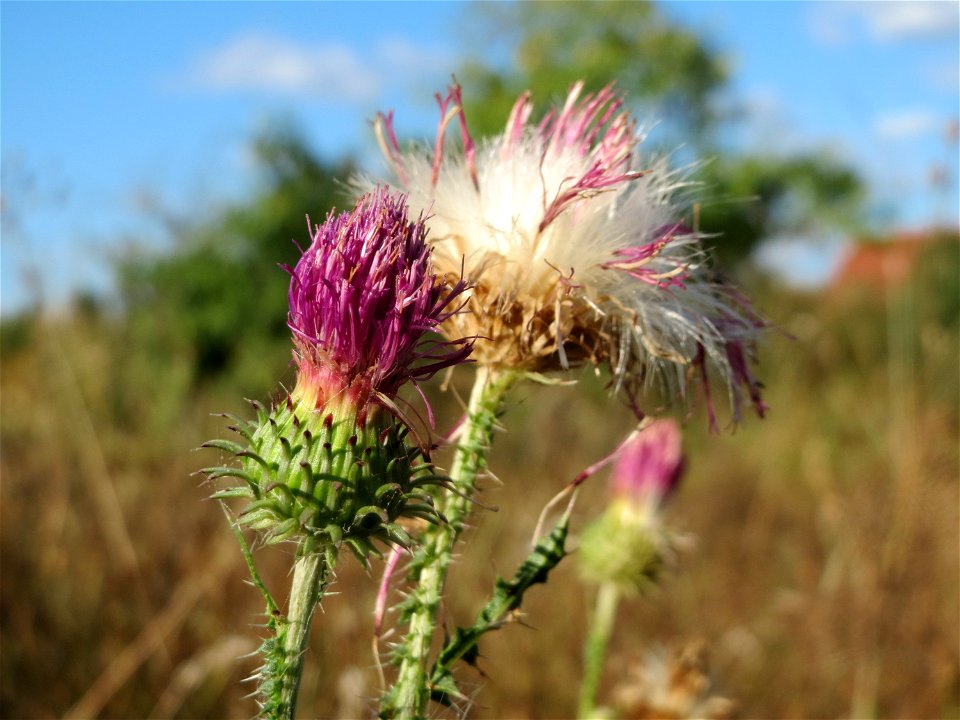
[808, 6, 852, 46]
[863, 1, 959, 41]
[737, 88, 796, 151]
[727, 87, 853, 158]
[810, 1, 959, 45]
[178, 32, 456, 106]
[374, 37, 454, 75]
[184, 33, 382, 102]
[874, 109, 940, 140]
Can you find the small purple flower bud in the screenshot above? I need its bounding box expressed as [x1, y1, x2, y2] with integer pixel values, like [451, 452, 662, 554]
[578, 420, 686, 593]
[286, 187, 471, 416]
[610, 419, 685, 510]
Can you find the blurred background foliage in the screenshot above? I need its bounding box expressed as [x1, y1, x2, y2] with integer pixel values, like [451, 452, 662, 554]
[117, 133, 356, 395]
[1, 2, 957, 718]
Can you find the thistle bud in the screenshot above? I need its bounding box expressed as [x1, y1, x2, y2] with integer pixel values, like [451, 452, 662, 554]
[204, 188, 471, 556]
[578, 420, 685, 594]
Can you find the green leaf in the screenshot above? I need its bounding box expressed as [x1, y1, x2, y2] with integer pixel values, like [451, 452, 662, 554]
[428, 513, 570, 697]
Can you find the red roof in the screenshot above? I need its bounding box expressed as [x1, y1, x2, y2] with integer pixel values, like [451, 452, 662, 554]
[830, 232, 930, 291]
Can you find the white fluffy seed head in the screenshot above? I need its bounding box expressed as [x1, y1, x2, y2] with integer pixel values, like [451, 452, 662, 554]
[358, 82, 767, 425]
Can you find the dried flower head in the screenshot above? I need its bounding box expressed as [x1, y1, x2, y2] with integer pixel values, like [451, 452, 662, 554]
[364, 81, 766, 425]
[610, 640, 737, 720]
[286, 187, 471, 416]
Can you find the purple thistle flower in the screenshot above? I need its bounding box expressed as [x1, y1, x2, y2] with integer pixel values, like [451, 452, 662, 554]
[286, 188, 471, 415]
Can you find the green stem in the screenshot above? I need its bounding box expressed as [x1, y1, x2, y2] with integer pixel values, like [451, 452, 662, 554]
[384, 366, 517, 719]
[274, 539, 331, 720]
[578, 581, 620, 719]
[427, 510, 571, 704]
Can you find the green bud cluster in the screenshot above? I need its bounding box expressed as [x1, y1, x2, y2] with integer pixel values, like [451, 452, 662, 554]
[203, 396, 449, 560]
[577, 501, 667, 595]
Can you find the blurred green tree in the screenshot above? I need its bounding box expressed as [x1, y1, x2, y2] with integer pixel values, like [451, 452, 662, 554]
[116, 131, 354, 399]
[456, 0, 864, 268]
[458, 0, 725, 139]
[696, 154, 864, 267]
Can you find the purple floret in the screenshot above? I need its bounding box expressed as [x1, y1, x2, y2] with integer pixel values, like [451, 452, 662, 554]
[286, 188, 471, 412]
[610, 420, 685, 504]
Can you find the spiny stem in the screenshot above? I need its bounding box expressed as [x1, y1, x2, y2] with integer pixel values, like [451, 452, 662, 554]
[578, 581, 620, 719]
[384, 366, 517, 718]
[271, 539, 331, 720]
[427, 511, 571, 704]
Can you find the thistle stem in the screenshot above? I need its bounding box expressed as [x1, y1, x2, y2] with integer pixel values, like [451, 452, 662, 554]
[274, 539, 331, 720]
[578, 581, 620, 719]
[384, 366, 517, 718]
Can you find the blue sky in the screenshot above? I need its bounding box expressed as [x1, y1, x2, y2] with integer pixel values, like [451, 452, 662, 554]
[2, 1, 958, 313]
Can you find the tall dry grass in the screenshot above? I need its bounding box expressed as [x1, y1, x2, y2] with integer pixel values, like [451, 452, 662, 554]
[1, 238, 957, 718]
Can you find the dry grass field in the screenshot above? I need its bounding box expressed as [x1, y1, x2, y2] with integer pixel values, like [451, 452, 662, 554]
[2, 236, 957, 719]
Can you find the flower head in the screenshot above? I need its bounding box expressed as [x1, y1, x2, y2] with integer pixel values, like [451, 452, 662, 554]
[610, 640, 737, 720]
[286, 187, 471, 415]
[577, 420, 686, 593]
[205, 189, 471, 550]
[365, 81, 766, 425]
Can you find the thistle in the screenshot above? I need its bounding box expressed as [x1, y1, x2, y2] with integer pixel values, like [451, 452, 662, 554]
[609, 641, 737, 720]
[203, 188, 471, 719]
[366, 80, 766, 424]
[577, 420, 687, 719]
[364, 81, 766, 719]
[578, 420, 685, 594]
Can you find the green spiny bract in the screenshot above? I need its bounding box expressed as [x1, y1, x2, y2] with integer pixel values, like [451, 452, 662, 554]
[577, 501, 667, 595]
[203, 395, 449, 558]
